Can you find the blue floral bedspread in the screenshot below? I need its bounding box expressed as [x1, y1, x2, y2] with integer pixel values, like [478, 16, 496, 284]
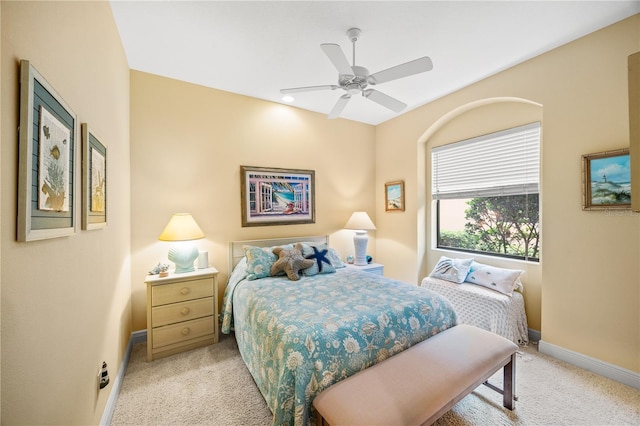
[221, 267, 457, 426]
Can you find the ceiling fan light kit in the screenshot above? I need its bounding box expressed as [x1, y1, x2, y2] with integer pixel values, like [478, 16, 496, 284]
[280, 27, 433, 119]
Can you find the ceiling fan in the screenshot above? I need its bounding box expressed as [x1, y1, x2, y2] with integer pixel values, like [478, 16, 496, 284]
[280, 28, 433, 119]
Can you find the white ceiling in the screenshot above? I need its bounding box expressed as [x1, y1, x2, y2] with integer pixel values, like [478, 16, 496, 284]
[110, 1, 640, 125]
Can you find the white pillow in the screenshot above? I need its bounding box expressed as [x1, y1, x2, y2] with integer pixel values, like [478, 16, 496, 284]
[428, 256, 473, 283]
[465, 261, 523, 296]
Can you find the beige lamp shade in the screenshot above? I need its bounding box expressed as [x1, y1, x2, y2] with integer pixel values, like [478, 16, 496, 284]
[344, 212, 375, 266]
[344, 211, 376, 230]
[158, 213, 205, 241]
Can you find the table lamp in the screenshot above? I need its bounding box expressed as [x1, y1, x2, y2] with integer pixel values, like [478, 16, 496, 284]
[158, 213, 205, 273]
[344, 211, 376, 266]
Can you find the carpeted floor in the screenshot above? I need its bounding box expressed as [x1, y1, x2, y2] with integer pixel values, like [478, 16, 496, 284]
[111, 333, 639, 425]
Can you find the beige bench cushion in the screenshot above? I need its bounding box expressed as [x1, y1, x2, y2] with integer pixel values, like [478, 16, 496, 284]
[313, 324, 518, 426]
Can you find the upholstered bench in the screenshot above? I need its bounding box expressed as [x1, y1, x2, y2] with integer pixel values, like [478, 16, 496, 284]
[312, 324, 518, 426]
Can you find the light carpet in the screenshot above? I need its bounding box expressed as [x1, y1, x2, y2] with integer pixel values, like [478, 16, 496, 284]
[111, 333, 639, 426]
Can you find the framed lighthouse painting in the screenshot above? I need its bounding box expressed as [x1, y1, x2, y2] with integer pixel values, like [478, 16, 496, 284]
[582, 148, 631, 210]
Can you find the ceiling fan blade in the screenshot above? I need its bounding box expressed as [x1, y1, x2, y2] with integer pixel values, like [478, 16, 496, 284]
[368, 56, 433, 85]
[280, 85, 339, 94]
[363, 89, 407, 113]
[321, 43, 354, 76]
[328, 94, 351, 119]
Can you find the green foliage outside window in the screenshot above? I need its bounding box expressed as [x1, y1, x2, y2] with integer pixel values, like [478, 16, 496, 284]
[438, 194, 539, 261]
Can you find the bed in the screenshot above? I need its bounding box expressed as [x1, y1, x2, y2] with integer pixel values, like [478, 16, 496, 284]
[221, 236, 458, 426]
[420, 260, 529, 345]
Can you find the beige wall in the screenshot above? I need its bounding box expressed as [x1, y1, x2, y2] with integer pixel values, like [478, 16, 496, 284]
[0, 4, 637, 424]
[129, 71, 376, 331]
[1, 1, 130, 424]
[376, 15, 639, 373]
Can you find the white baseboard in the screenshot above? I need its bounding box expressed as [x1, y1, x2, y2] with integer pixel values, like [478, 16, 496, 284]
[99, 330, 147, 425]
[539, 340, 640, 390]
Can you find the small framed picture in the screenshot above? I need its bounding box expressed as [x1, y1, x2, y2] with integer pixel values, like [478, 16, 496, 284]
[81, 124, 107, 229]
[582, 148, 631, 210]
[385, 180, 405, 212]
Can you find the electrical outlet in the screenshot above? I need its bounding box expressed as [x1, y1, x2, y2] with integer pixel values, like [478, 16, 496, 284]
[98, 361, 109, 390]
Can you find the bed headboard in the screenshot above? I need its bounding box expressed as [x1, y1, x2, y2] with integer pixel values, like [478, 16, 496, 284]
[229, 235, 329, 272]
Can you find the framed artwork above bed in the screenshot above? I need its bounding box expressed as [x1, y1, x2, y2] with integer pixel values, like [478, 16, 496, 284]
[240, 165, 315, 226]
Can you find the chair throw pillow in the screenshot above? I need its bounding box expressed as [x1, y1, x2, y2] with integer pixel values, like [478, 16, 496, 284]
[428, 256, 473, 283]
[465, 261, 523, 296]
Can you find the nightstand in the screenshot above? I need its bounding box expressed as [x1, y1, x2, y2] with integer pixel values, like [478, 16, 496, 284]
[145, 267, 219, 361]
[346, 263, 384, 276]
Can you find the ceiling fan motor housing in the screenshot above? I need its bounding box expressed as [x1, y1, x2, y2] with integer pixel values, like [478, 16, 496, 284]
[339, 65, 369, 94]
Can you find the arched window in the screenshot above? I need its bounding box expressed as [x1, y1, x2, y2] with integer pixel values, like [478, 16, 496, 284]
[431, 122, 541, 261]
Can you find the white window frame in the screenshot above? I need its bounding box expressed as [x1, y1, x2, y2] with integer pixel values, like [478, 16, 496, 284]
[431, 122, 541, 261]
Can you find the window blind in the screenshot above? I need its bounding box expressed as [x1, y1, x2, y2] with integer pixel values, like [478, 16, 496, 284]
[431, 122, 540, 200]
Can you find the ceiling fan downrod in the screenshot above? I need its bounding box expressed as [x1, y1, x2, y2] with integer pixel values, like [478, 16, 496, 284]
[347, 28, 361, 66]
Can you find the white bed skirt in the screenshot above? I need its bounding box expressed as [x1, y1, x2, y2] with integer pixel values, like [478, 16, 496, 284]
[420, 276, 529, 345]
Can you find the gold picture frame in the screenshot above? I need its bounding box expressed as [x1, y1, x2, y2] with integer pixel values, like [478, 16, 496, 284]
[582, 148, 631, 210]
[385, 180, 405, 212]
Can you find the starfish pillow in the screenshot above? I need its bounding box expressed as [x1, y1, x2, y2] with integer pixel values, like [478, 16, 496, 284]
[270, 243, 315, 281]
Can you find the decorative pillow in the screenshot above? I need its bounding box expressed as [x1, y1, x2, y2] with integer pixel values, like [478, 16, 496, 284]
[244, 246, 277, 280]
[300, 242, 346, 268]
[301, 243, 336, 276]
[244, 244, 294, 280]
[465, 261, 523, 296]
[428, 256, 473, 283]
[327, 248, 346, 268]
[270, 243, 315, 281]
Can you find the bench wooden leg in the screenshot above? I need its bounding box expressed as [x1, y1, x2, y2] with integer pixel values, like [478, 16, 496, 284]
[483, 352, 517, 410]
[503, 352, 516, 410]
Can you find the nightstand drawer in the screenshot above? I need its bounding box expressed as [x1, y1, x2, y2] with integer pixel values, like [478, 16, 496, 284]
[151, 297, 214, 327]
[151, 278, 213, 306]
[152, 316, 214, 349]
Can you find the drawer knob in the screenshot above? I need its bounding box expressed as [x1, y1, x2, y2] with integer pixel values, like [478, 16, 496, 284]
[181, 327, 191, 336]
[180, 287, 190, 295]
[180, 307, 190, 315]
